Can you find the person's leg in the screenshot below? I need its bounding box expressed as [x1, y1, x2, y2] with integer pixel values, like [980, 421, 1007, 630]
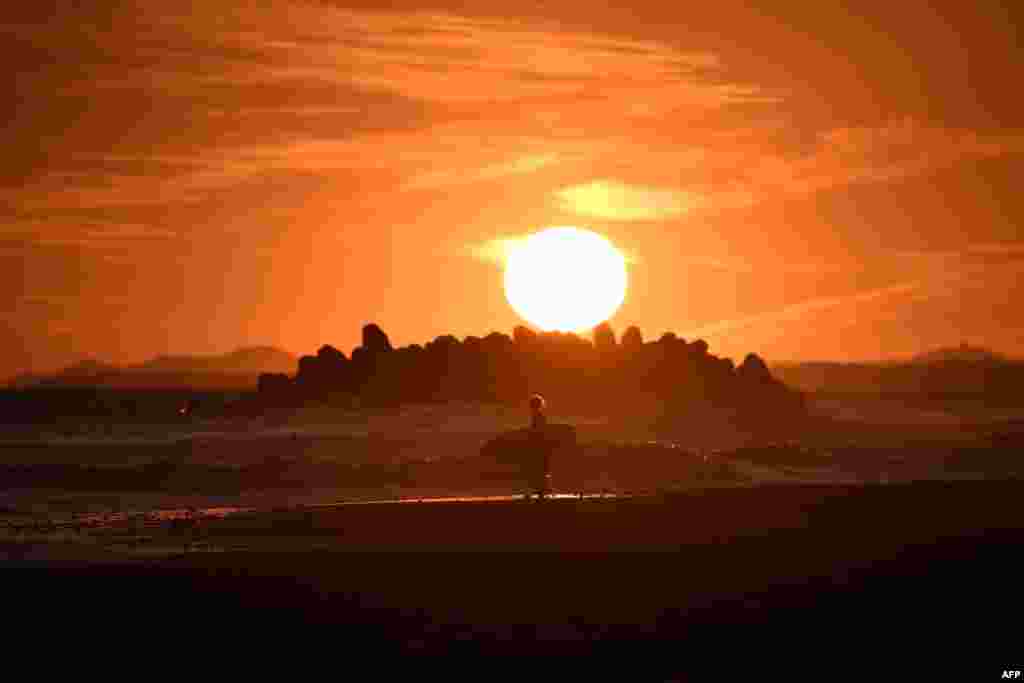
[541, 452, 551, 498]
[535, 463, 546, 499]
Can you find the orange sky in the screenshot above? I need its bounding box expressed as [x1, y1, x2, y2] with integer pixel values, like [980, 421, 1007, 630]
[3, 1, 1023, 377]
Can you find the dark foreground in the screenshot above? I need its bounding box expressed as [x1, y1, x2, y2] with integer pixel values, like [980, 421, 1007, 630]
[5, 480, 1023, 670]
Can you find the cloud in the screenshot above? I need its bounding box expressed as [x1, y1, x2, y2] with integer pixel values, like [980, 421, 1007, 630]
[402, 153, 561, 190]
[7, 4, 772, 215]
[885, 242, 1024, 278]
[684, 281, 922, 338]
[0, 220, 180, 256]
[791, 118, 1024, 190]
[466, 229, 638, 266]
[10, 7, 1022, 226]
[682, 240, 1024, 342]
[463, 237, 528, 265]
[888, 242, 1024, 303]
[555, 119, 1024, 220]
[220, 9, 757, 110]
[965, 242, 1024, 255]
[555, 180, 703, 220]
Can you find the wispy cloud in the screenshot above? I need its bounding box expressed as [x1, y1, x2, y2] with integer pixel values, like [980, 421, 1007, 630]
[878, 242, 1024, 286]
[222, 9, 757, 110]
[684, 281, 922, 339]
[965, 242, 1024, 255]
[683, 239, 1024, 341]
[784, 118, 1024, 194]
[8, 6, 771, 217]
[1, 219, 180, 259]
[555, 180, 703, 220]
[466, 229, 639, 266]
[463, 237, 528, 265]
[402, 153, 562, 191]
[556, 119, 1024, 220]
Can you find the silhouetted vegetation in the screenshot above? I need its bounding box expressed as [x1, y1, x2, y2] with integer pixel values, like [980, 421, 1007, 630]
[250, 323, 805, 429]
[0, 324, 805, 432]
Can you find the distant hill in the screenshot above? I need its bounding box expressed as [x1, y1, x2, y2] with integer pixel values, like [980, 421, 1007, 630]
[910, 343, 1007, 365]
[57, 359, 119, 379]
[9, 346, 296, 390]
[772, 345, 1021, 395]
[137, 347, 297, 375]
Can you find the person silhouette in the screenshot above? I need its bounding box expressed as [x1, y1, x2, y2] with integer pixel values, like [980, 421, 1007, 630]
[529, 393, 547, 430]
[527, 394, 551, 499]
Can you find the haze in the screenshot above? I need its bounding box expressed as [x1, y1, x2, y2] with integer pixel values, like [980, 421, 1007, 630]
[4, 1, 1023, 380]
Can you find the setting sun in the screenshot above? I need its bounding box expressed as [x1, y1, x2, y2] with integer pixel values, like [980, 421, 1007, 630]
[503, 226, 628, 332]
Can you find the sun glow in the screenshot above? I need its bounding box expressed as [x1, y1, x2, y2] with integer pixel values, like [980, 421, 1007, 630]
[503, 226, 628, 332]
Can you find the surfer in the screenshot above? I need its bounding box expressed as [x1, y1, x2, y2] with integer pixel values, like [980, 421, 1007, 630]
[528, 394, 552, 499]
[529, 393, 547, 430]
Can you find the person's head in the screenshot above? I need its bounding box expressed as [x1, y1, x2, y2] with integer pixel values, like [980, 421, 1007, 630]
[529, 394, 546, 415]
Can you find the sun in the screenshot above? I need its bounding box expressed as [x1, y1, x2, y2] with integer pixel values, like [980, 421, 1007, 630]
[504, 226, 628, 332]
